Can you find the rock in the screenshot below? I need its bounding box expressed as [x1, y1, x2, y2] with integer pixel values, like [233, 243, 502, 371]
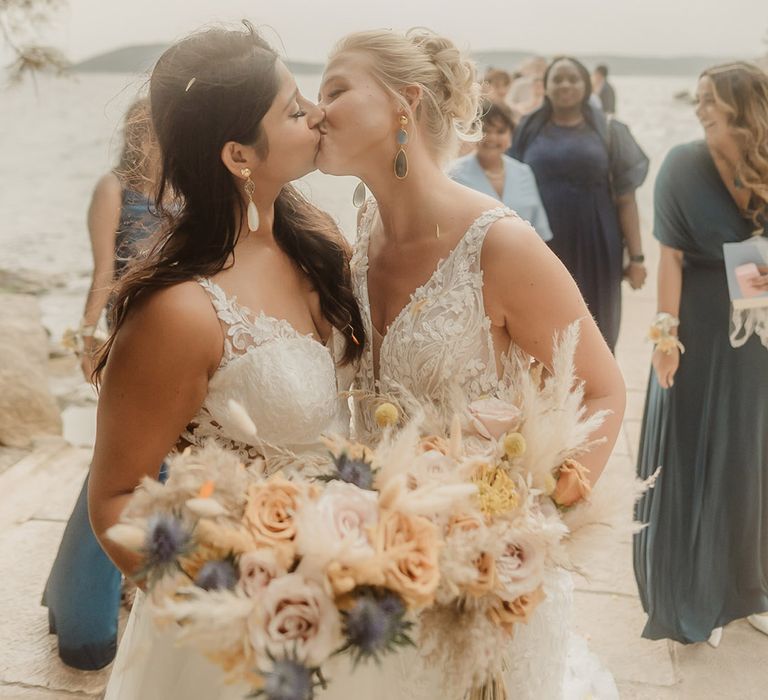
[0, 294, 62, 448]
[0, 268, 68, 296]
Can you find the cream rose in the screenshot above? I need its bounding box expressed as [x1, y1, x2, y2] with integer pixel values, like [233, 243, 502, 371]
[553, 459, 592, 507]
[248, 573, 342, 668]
[296, 481, 378, 567]
[467, 398, 522, 441]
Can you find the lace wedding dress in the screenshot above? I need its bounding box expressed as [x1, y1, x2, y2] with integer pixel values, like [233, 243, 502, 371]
[104, 277, 354, 699]
[347, 201, 619, 700]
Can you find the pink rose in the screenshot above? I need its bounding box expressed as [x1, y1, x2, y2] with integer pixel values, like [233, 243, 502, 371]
[238, 549, 284, 597]
[249, 573, 342, 667]
[467, 398, 522, 441]
[494, 531, 545, 601]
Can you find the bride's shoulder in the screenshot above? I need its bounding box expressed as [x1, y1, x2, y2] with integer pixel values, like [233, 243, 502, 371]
[482, 215, 547, 266]
[120, 280, 222, 361]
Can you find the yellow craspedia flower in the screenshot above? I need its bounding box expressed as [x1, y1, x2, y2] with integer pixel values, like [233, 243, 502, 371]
[472, 465, 519, 517]
[502, 431, 527, 459]
[543, 472, 557, 496]
[374, 402, 399, 428]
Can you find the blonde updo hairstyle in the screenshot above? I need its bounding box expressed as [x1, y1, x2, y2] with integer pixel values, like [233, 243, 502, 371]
[328, 28, 482, 165]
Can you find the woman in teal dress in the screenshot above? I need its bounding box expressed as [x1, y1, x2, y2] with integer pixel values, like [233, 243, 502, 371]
[634, 63, 768, 646]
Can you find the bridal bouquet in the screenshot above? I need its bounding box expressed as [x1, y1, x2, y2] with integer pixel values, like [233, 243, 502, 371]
[109, 324, 642, 699]
[360, 322, 644, 698]
[107, 430, 476, 699]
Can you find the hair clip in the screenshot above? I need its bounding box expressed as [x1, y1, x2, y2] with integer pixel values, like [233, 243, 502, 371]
[185, 77, 197, 92]
[344, 324, 361, 346]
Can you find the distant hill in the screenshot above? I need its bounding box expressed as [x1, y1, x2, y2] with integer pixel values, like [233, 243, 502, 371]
[75, 44, 755, 77]
[74, 44, 324, 75]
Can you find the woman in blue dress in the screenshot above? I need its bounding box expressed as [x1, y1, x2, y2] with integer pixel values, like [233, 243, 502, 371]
[450, 99, 552, 241]
[42, 97, 164, 670]
[634, 62, 768, 646]
[510, 57, 649, 351]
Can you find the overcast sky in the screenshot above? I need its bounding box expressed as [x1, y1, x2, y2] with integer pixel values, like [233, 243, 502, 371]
[26, 0, 768, 62]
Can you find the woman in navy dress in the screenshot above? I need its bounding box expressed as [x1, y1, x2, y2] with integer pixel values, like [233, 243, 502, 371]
[510, 57, 649, 351]
[634, 63, 768, 646]
[42, 97, 164, 670]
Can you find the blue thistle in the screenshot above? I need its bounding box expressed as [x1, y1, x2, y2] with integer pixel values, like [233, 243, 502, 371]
[339, 587, 414, 666]
[249, 657, 323, 700]
[194, 558, 238, 592]
[142, 513, 192, 579]
[317, 453, 376, 491]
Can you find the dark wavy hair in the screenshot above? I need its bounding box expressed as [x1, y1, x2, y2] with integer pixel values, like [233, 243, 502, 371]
[95, 22, 365, 380]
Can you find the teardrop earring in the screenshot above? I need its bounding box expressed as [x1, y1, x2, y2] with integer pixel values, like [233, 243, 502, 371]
[394, 114, 409, 180]
[240, 168, 260, 232]
[352, 180, 367, 208]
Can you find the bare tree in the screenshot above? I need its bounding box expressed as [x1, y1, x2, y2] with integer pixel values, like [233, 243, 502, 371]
[1, 0, 70, 83]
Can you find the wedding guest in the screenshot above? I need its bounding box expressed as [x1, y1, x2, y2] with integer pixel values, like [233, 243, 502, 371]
[483, 67, 513, 104]
[508, 55, 547, 116]
[592, 64, 616, 116]
[510, 56, 649, 351]
[450, 99, 552, 241]
[634, 62, 768, 647]
[42, 97, 164, 670]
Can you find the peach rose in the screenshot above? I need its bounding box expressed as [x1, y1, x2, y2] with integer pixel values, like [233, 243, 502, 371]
[487, 585, 546, 634]
[242, 477, 305, 566]
[373, 509, 441, 608]
[446, 514, 496, 596]
[552, 459, 592, 507]
[467, 398, 522, 441]
[418, 435, 450, 455]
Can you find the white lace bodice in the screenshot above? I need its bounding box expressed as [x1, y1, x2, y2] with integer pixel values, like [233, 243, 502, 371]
[181, 278, 351, 470]
[350, 200, 580, 700]
[351, 200, 519, 439]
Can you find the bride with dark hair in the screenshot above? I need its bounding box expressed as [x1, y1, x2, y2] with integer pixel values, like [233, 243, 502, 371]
[88, 22, 366, 698]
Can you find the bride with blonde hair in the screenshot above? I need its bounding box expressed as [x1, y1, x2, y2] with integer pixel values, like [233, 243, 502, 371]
[315, 26, 626, 699]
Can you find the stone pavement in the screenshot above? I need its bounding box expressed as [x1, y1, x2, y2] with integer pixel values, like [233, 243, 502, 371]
[1, 259, 766, 700]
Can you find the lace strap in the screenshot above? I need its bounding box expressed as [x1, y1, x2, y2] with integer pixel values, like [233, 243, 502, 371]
[353, 197, 378, 267]
[196, 277, 235, 319]
[196, 277, 289, 363]
[461, 207, 518, 266]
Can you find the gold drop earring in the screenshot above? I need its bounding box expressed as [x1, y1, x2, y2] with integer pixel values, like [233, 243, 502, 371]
[394, 114, 409, 179]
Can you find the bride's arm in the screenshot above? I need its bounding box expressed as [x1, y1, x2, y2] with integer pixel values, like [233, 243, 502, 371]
[87, 282, 222, 578]
[482, 220, 626, 486]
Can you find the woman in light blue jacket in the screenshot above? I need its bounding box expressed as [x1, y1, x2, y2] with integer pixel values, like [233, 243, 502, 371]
[450, 99, 552, 241]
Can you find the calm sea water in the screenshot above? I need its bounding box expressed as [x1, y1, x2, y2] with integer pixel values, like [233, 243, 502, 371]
[0, 72, 701, 338]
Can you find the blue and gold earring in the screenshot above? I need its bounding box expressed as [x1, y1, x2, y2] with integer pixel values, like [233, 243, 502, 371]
[394, 114, 409, 179]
